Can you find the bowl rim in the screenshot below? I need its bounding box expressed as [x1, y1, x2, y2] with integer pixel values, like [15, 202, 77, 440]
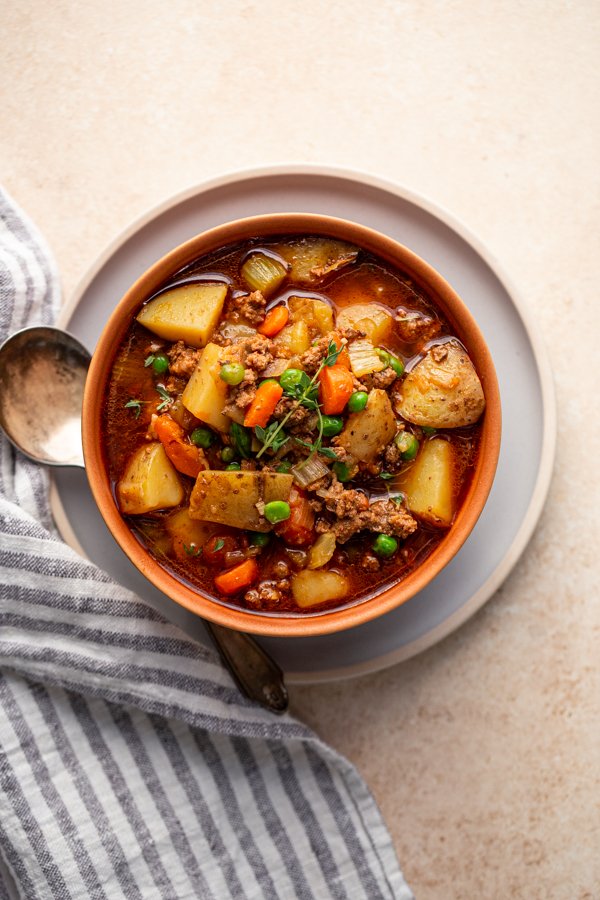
[82, 212, 501, 637]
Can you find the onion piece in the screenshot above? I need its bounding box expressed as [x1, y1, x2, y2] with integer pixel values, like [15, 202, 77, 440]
[262, 358, 290, 377]
[292, 455, 330, 487]
[241, 253, 287, 296]
[307, 532, 336, 569]
[348, 339, 385, 377]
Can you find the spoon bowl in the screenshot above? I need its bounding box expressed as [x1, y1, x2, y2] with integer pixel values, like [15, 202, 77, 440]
[0, 326, 89, 467]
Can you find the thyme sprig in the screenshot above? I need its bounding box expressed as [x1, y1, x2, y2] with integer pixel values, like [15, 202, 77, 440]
[124, 398, 146, 419]
[254, 340, 343, 459]
[155, 383, 173, 412]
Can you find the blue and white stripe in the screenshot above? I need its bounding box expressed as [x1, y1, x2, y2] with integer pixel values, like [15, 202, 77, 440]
[0, 186, 413, 899]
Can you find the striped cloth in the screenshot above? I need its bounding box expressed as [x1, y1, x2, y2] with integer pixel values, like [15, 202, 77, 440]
[0, 187, 413, 900]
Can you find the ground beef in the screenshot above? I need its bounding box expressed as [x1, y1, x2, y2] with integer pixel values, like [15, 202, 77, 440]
[383, 441, 402, 468]
[299, 328, 360, 374]
[361, 552, 381, 572]
[228, 290, 267, 326]
[271, 397, 317, 437]
[244, 582, 283, 609]
[165, 375, 186, 394]
[395, 310, 441, 344]
[316, 480, 417, 543]
[430, 343, 449, 362]
[167, 341, 201, 378]
[361, 366, 398, 391]
[241, 334, 275, 372]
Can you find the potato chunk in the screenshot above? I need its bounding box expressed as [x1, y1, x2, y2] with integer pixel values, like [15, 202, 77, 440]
[117, 443, 184, 515]
[337, 389, 396, 463]
[288, 296, 334, 335]
[165, 507, 214, 560]
[336, 303, 393, 345]
[276, 238, 358, 285]
[189, 471, 293, 531]
[396, 438, 455, 526]
[272, 320, 310, 355]
[136, 283, 227, 348]
[291, 570, 350, 608]
[182, 343, 229, 432]
[395, 341, 485, 428]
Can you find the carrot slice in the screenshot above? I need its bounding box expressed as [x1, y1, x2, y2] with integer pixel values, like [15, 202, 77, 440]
[243, 381, 284, 428]
[214, 558, 259, 595]
[154, 414, 203, 478]
[318, 364, 354, 414]
[258, 305, 289, 337]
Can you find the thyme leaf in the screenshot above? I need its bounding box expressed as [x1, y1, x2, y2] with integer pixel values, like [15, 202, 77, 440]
[144, 354, 155, 367]
[155, 383, 173, 412]
[213, 539, 225, 552]
[124, 399, 145, 419]
[183, 543, 202, 557]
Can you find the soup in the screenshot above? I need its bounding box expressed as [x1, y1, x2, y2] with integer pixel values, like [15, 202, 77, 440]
[103, 235, 485, 614]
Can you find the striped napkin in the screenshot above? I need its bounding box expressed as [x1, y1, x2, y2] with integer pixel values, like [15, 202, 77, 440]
[0, 188, 413, 900]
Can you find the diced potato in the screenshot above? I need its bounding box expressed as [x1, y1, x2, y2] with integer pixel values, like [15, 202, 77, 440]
[136, 283, 227, 348]
[165, 507, 214, 559]
[395, 341, 485, 428]
[291, 570, 349, 608]
[396, 438, 455, 526]
[336, 303, 393, 344]
[337, 389, 396, 463]
[272, 320, 310, 355]
[276, 238, 359, 285]
[241, 253, 287, 296]
[117, 443, 184, 515]
[189, 471, 293, 532]
[288, 296, 334, 335]
[307, 532, 337, 570]
[182, 343, 229, 432]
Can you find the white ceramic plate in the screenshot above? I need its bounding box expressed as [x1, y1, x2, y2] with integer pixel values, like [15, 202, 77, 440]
[52, 165, 555, 683]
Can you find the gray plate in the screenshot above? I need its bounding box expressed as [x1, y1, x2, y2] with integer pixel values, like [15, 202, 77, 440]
[52, 165, 556, 683]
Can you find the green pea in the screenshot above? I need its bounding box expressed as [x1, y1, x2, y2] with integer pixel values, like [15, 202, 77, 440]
[264, 500, 291, 524]
[321, 415, 343, 437]
[230, 421, 252, 459]
[279, 368, 305, 393]
[220, 362, 246, 385]
[348, 391, 368, 412]
[190, 427, 214, 449]
[220, 446, 236, 463]
[249, 531, 270, 548]
[225, 462, 241, 471]
[388, 355, 404, 378]
[333, 461, 352, 483]
[275, 460, 292, 473]
[152, 354, 170, 375]
[376, 348, 391, 367]
[395, 431, 419, 461]
[372, 534, 398, 557]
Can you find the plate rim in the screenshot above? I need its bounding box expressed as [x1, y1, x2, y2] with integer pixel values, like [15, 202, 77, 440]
[53, 163, 556, 682]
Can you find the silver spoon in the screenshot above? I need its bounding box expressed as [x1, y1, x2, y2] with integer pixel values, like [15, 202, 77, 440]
[0, 326, 288, 713]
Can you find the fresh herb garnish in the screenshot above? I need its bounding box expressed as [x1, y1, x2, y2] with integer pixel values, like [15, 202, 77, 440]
[294, 437, 338, 460]
[155, 383, 172, 412]
[124, 398, 145, 419]
[255, 340, 345, 459]
[379, 472, 394, 480]
[213, 538, 225, 552]
[254, 422, 289, 455]
[183, 543, 202, 556]
[144, 354, 155, 367]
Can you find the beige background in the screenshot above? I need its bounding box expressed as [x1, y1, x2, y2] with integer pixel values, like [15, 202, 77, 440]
[2, 2, 599, 897]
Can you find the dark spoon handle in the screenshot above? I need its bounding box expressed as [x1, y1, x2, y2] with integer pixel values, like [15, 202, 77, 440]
[204, 622, 289, 713]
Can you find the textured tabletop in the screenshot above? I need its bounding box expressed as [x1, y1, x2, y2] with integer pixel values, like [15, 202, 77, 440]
[1, 3, 598, 897]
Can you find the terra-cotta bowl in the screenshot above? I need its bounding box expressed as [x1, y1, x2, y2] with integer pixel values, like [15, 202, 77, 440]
[82, 213, 501, 637]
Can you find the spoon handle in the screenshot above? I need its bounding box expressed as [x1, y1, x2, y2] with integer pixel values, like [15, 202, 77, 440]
[204, 622, 288, 713]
